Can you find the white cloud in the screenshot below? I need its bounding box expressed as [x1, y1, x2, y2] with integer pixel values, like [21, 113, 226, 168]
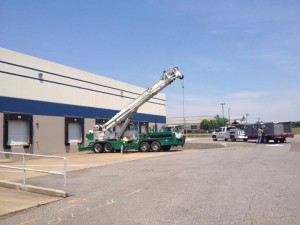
[166, 89, 300, 123]
[226, 91, 268, 99]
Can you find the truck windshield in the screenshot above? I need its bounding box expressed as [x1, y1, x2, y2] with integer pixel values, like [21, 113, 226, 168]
[164, 127, 174, 132]
[160, 126, 180, 133]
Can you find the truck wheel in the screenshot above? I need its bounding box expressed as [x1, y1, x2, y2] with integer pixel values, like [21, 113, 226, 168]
[93, 143, 103, 153]
[151, 141, 161, 152]
[103, 143, 113, 153]
[139, 142, 150, 152]
[280, 138, 285, 143]
[263, 137, 268, 143]
[274, 139, 279, 143]
[243, 139, 248, 142]
[231, 136, 236, 142]
[224, 138, 228, 141]
[162, 145, 171, 151]
[212, 136, 217, 141]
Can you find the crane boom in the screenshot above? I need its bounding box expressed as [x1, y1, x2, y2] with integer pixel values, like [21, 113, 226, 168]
[93, 67, 183, 140]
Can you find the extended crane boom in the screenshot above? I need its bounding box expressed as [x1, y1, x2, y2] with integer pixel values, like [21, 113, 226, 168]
[93, 67, 183, 141]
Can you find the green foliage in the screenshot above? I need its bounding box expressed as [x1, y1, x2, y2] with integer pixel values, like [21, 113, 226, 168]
[200, 119, 217, 131]
[292, 127, 300, 135]
[200, 119, 210, 130]
[209, 120, 217, 129]
[214, 114, 229, 127]
[186, 133, 211, 138]
[292, 121, 300, 128]
[199, 115, 229, 131]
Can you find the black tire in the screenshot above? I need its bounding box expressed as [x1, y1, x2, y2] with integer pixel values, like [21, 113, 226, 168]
[93, 143, 103, 153]
[231, 136, 236, 142]
[162, 145, 171, 151]
[263, 137, 268, 143]
[224, 138, 228, 142]
[243, 139, 248, 142]
[139, 142, 150, 152]
[212, 135, 217, 141]
[151, 141, 161, 152]
[274, 139, 279, 143]
[103, 143, 113, 153]
[280, 138, 285, 143]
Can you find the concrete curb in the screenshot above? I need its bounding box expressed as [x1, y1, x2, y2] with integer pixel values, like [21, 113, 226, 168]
[0, 180, 67, 198]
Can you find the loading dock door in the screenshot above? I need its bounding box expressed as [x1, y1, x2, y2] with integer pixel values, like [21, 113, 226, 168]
[7, 120, 30, 146]
[141, 124, 147, 133]
[68, 123, 82, 143]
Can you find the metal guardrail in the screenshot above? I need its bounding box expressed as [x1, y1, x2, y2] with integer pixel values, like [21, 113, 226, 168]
[0, 151, 67, 192]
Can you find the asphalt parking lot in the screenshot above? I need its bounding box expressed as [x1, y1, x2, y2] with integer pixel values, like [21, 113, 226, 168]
[0, 136, 299, 224]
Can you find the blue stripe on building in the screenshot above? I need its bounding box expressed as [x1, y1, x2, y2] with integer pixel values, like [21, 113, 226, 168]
[0, 96, 166, 123]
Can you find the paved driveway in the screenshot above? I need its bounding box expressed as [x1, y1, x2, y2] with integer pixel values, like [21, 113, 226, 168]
[0, 137, 299, 225]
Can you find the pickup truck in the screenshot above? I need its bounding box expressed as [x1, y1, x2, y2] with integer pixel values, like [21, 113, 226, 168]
[212, 126, 248, 142]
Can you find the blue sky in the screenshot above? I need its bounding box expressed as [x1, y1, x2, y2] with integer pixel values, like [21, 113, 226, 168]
[1, 0, 300, 123]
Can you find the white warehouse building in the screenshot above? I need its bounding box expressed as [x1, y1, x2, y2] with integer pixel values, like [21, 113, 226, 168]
[0, 48, 167, 155]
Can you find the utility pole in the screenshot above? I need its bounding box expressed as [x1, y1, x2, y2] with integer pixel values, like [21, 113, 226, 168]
[228, 108, 231, 125]
[246, 113, 249, 124]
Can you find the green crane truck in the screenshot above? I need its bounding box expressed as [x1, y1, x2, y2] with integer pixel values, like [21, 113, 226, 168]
[78, 68, 185, 153]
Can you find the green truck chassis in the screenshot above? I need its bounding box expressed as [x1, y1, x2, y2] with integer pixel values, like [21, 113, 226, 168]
[78, 131, 185, 153]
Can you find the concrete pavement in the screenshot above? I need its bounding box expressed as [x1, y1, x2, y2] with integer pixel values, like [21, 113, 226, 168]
[0, 148, 189, 218]
[0, 137, 298, 219]
[0, 187, 61, 219]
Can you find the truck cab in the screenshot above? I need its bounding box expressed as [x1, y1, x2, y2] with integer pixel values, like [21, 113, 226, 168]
[159, 125, 185, 140]
[212, 126, 248, 142]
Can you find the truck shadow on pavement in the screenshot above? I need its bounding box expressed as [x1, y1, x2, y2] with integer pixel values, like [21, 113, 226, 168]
[86, 149, 183, 154]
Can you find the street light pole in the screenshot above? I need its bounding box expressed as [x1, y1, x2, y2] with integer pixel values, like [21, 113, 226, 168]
[220, 103, 225, 118]
[228, 108, 231, 125]
[246, 113, 249, 124]
[181, 78, 186, 134]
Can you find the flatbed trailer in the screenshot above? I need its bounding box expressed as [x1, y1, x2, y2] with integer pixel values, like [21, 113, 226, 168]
[247, 134, 294, 143]
[244, 122, 294, 143]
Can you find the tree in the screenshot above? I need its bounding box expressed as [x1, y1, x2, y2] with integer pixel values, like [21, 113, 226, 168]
[200, 119, 218, 131]
[200, 119, 210, 130]
[292, 121, 300, 128]
[200, 115, 229, 131]
[214, 114, 229, 127]
[209, 119, 217, 130]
